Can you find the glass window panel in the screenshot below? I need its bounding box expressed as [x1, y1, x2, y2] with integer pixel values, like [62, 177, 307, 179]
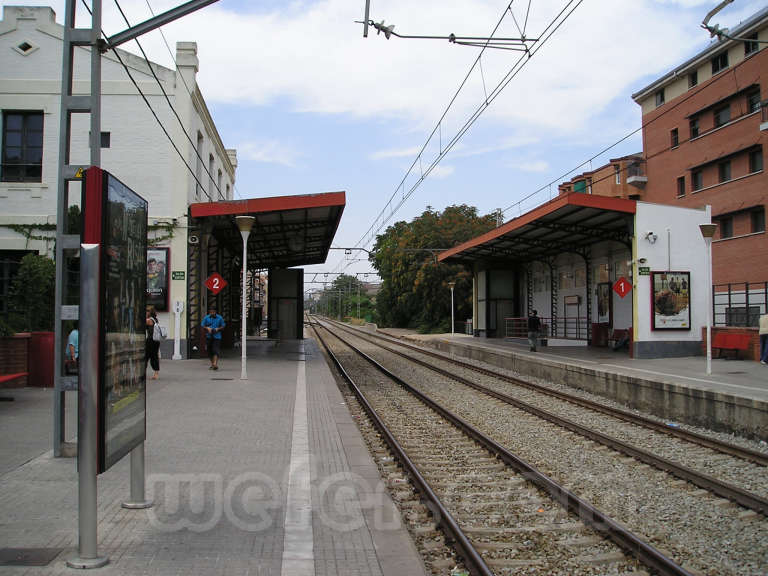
[4, 115, 23, 130]
[26, 114, 43, 130]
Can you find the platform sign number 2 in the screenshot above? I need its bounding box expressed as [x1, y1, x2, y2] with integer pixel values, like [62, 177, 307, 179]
[205, 272, 228, 295]
[613, 276, 631, 299]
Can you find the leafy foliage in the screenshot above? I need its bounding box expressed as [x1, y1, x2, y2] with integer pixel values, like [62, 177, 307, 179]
[8, 253, 56, 332]
[313, 274, 377, 323]
[371, 205, 496, 332]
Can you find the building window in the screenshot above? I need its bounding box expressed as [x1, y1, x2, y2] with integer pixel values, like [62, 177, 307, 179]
[692, 170, 703, 191]
[718, 160, 731, 183]
[713, 105, 730, 128]
[752, 208, 766, 233]
[208, 154, 215, 200]
[711, 51, 728, 74]
[574, 179, 586, 194]
[677, 176, 685, 197]
[670, 128, 679, 148]
[688, 70, 698, 88]
[655, 89, 665, 107]
[747, 89, 761, 114]
[195, 132, 204, 201]
[749, 148, 763, 173]
[719, 216, 733, 238]
[745, 33, 759, 57]
[726, 306, 760, 327]
[614, 165, 620, 185]
[1, 111, 43, 182]
[690, 117, 699, 138]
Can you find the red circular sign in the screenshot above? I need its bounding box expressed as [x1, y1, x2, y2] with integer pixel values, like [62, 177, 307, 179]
[205, 273, 227, 295]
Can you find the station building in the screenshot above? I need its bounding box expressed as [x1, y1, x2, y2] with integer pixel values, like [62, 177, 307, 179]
[0, 5, 345, 362]
[0, 6, 235, 347]
[439, 193, 713, 359]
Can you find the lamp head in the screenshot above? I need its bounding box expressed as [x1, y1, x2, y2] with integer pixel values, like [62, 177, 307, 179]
[699, 223, 717, 239]
[235, 215, 255, 233]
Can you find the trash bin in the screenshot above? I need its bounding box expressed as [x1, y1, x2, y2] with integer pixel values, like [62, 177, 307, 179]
[29, 331, 54, 387]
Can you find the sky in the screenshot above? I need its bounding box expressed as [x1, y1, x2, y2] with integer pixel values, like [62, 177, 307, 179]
[3, 0, 766, 283]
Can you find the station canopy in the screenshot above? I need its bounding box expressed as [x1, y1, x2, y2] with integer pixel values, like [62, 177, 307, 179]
[190, 192, 345, 268]
[438, 193, 636, 265]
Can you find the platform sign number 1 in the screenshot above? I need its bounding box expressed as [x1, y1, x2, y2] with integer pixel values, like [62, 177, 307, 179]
[613, 276, 631, 299]
[205, 272, 228, 295]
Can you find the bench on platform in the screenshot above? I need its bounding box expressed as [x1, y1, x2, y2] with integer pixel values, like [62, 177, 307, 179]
[711, 333, 751, 359]
[0, 372, 28, 387]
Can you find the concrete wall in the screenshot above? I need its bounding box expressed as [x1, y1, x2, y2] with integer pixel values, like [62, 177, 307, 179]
[411, 335, 768, 441]
[633, 202, 711, 357]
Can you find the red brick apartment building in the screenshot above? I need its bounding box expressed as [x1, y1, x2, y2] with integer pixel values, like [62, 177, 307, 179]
[558, 153, 644, 199]
[631, 7, 767, 286]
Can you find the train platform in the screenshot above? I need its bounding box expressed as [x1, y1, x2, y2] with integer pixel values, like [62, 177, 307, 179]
[0, 339, 425, 576]
[377, 328, 768, 441]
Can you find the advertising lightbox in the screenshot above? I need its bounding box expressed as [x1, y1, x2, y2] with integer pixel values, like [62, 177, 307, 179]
[84, 167, 148, 473]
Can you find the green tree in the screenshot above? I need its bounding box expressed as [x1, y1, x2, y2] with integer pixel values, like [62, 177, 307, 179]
[372, 204, 496, 332]
[8, 253, 56, 332]
[316, 274, 377, 323]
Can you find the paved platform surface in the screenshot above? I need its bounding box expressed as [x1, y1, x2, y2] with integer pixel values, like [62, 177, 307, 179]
[0, 339, 425, 576]
[381, 329, 768, 401]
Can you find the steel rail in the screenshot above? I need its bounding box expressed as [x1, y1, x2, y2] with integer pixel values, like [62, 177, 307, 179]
[309, 322, 494, 576]
[326, 318, 768, 467]
[322, 319, 768, 516]
[314, 321, 696, 576]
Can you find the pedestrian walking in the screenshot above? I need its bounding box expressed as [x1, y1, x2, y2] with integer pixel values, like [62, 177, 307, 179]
[202, 305, 226, 370]
[146, 306, 160, 380]
[527, 309, 541, 352]
[760, 313, 768, 365]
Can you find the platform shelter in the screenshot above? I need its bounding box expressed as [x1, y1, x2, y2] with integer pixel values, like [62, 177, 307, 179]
[186, 192, 345, 357]
[439, 193, 714, 359]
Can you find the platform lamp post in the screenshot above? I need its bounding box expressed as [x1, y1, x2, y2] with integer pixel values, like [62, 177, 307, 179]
[448, 281, 456, 337]
[236, 216, 255, 381]
[699, 223, 717, 376]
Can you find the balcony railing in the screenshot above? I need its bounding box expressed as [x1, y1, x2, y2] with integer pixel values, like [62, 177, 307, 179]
[626, 160, 647, 189]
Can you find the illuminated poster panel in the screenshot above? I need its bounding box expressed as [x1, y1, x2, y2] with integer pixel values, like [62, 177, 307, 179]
[84, 167, 148, 473]
[651, 271, 691, 331]
[147, 247, 169, 311]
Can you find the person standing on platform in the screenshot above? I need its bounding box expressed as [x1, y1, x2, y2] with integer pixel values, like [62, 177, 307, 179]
[202, 305, 226, 370]
[66, 326, 79, 374]
[760, 313, 768, 365]
[527, 309, 541, 352]
[146, 306, 160, 380]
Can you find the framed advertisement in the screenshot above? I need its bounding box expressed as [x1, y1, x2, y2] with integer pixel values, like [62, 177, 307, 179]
[147, 247, 169, 311]
[84, 167, 148, 473]
[597, 282, 611, 324]
[651, 271, 691, 330]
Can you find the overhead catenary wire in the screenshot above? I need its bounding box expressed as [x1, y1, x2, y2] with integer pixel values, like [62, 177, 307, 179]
[501, 50, 761, 217]
[338, 0, 584, 275]
[112, 0, 227, 201]
[79, 0, 230, 202]
[142, 0, 244, 199]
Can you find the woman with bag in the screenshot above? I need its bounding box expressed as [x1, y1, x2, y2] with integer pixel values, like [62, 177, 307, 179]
[146, 306, 160, 380]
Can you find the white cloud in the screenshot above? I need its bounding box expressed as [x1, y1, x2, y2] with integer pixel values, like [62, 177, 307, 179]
[370, 145, 423, 160]
[513, 160, 549, 173]
[238, 139, 300, 167]
[429, 164, 455, 179]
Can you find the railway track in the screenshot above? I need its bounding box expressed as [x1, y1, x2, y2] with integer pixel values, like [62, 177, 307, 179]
[311, 320, 695, 576]
[323, 318, 768, 506]
[312, 318, 768, 576]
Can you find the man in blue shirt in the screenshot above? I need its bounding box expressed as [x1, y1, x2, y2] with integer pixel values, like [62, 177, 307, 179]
[66, 327, 79, 374]
[201, 305, 226, 370]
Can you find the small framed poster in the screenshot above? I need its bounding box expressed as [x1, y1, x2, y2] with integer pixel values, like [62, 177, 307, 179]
[651, 271, 691, 330]
[597, 282, 611, 324]
[147, 247, 170, 312]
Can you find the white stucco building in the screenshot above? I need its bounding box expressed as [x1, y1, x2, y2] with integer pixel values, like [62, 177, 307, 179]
[0, 5, 235, 343]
